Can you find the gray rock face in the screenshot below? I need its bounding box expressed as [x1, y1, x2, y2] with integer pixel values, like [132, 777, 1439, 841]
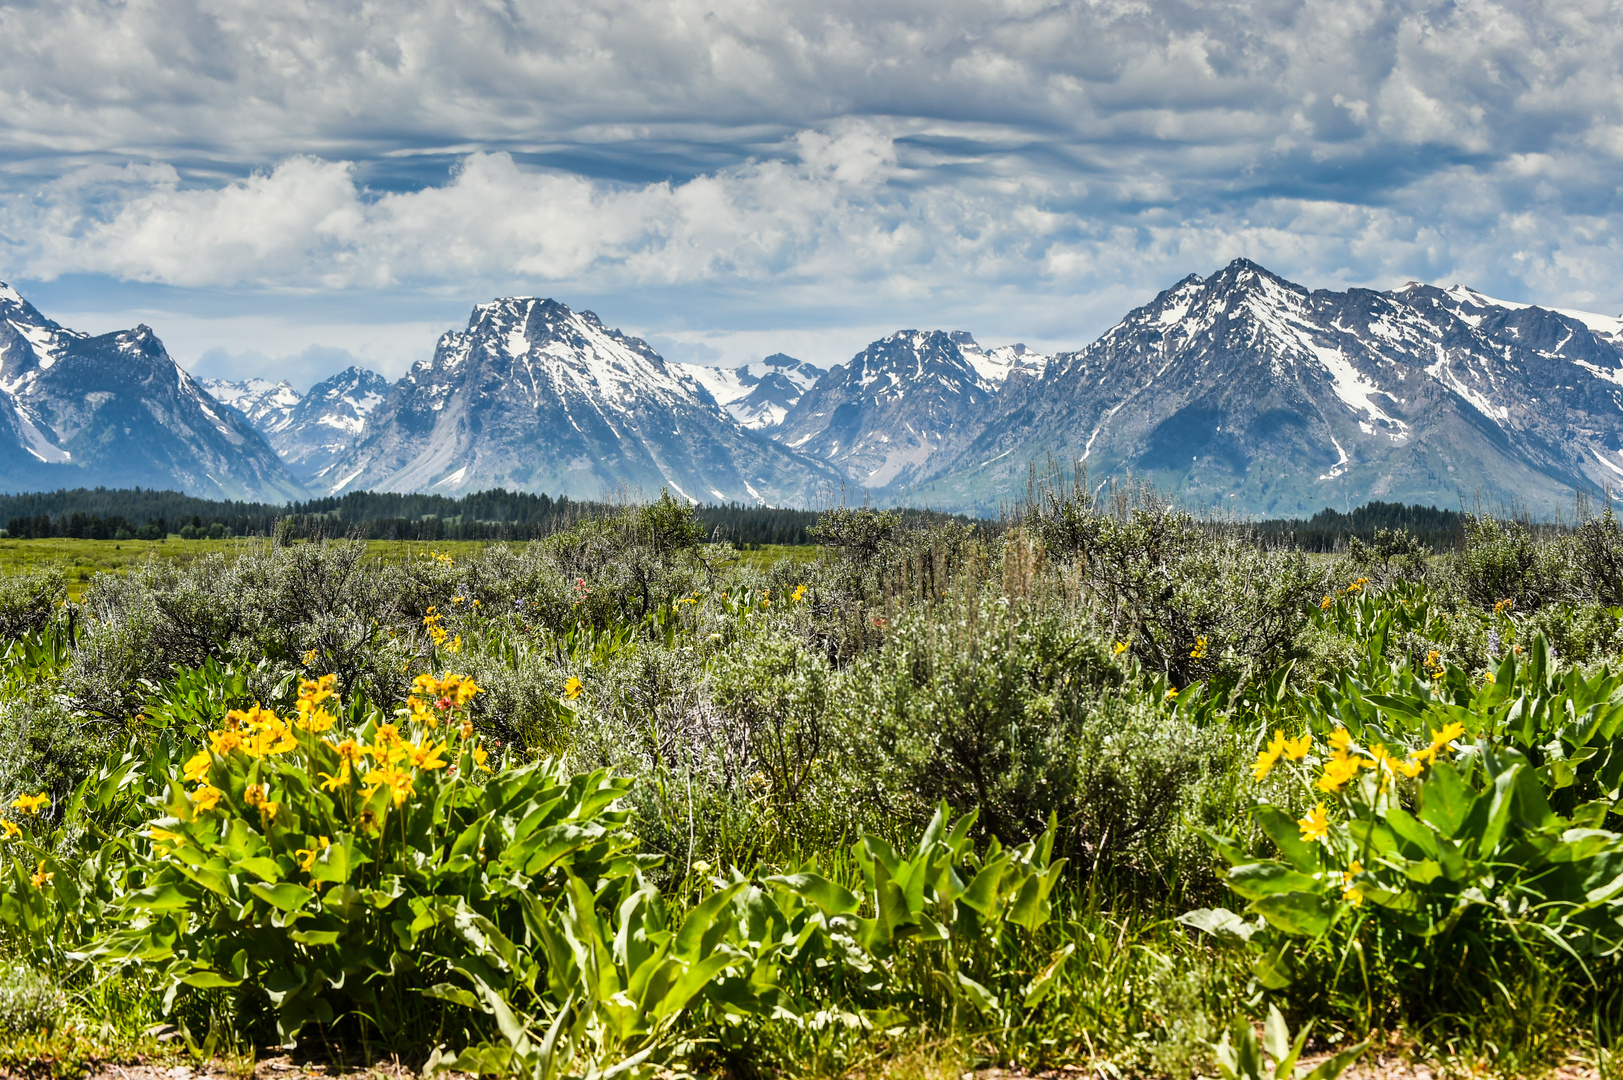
[777, 330, 1045, 492]
[896, 259, 1623, 516]
[674, 353, 825, 429]
[325, 297, 838, 504]
[0, 281, 305, 501]
[206, 367, 389, 482]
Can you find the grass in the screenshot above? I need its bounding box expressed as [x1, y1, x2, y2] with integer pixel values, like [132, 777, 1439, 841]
[0, 537, 818, 601]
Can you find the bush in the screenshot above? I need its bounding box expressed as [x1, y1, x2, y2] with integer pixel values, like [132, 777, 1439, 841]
[0, 567, 64, 641]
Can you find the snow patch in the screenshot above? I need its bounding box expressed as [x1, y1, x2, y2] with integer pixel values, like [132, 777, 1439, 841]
[434, 465, 468, 488]
[1317, 436, 1350, 481]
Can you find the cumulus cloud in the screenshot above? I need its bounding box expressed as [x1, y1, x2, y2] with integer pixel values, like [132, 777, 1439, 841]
[0, 0, 1620, 361]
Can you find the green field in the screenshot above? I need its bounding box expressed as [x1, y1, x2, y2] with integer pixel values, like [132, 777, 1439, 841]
[0, 496, 1619, 1078]
[0, 537, 820, 601]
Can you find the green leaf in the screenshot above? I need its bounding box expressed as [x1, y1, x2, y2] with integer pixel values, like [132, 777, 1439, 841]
[250, 882, 315, 913]
[1419, 760, 1473, 838]
[1227, 862, 1320, 899]
[1022, 943, 1074, 1008]
[767, 873, 860, 916]
[1177, 907, 1259, 944]
[1253, 804, 1320, 873]
[954, 971, 1002, 1017]
[1247, 891, 1333, 937]
[179, 971, 242, 989]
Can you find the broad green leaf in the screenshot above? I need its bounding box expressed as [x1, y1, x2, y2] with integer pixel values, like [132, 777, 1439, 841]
[250, 882, 315, 913]
[767, 873, 859, 916]
[1247, 891, 1333, 937]
[1227, 862, 1320, 899]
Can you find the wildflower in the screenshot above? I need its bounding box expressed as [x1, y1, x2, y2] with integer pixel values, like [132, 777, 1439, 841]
[1494, 598, 1515, 615]
[1394, 758, 1424, 779]
[331, 738, 366, 765]
[446, 634, 462, 654]
[148, 826, 182, 844]
[792, 584, 807, 603]
[564, 676, 584, 700]
[319, 761, 351, 791]
[29, 861, 52, 888]
[296, 708, 336, 734]
[182, 749, 213, 783]
[408, 740, 449, 771]
[1252, 730, 1289, 782]
[1297, 803, 1331, 843]
[1164, 687, 1179, 703]
[1341, 861, 1364, 905]
[244, 784, 267, 808]
[302, 648, 319, 666]
[1424, 650, 1445, 679]
[1487, 629, 1503, 659]
[191, 785, 222, 812]
[1328, 727, 1352, 753]
[1482, 670, 1496, 685]
[1112, 641, 1129, 657]
[374, 723, 403, 749]
[362, 764, 416, 807]
[471, 745, 491, 772]
[296, 837, 331, 874]
[0, 820, 19, 840]
[1318, 755, 1363, 792]
[1190, 635, 1208, 661]
[872, 617, 888, 628]
[11, 793, 48, 815]
[452, 595, 465, 605]
[692, 860, 712, 875]
[1281, 732, 1312, 760]
[459, 717, 474, 740]
[358, 808, 381, 835]
[299, 674, 337, 705]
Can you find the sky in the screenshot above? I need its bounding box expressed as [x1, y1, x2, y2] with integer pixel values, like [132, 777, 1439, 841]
[0, 0, 1620, 389]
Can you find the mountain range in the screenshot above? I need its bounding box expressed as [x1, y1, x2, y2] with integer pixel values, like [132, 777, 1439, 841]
[2, 260, 1621, 515]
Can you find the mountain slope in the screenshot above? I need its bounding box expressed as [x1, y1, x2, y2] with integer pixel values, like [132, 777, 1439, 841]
[208, 367, 389, 481]
[674, 354, 825, 429]
[0, 282, 305, 500]
[901, 260, 1623, 516]
[326, 298, 838, 504]
[777, 330, 1047, 491]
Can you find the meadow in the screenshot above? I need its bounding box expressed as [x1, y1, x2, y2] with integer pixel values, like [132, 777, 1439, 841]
[0, 478, 1617, 1079]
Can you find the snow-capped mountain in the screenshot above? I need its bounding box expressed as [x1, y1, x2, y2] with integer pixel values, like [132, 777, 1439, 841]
[325, 297, 838, 504]
[776, 331, 1048, 491]
[900, 259, 1623, 516]
[0, 282, 304, 501]
[207, 367, 388, 481]
[674, 353, 825, 429]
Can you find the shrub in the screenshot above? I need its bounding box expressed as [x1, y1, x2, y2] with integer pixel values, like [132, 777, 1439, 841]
[0, 567, 64, 641]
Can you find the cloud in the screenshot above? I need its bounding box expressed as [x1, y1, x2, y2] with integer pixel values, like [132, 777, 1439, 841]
[0, 0, 1620, 362]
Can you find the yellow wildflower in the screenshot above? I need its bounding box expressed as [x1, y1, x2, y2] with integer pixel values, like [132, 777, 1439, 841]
[1164, 687, 1179, 703]
[792, 584, 807, 603]
[408, 740, 449, 771]
[302, 648, 319, 667]
[1190, 635, 1208, 661]
[1328, 727, 1353, 752]
[29, 861, 52, 889]
[1494, 598, 1515, 615]
[0, 820, 19, 840]
[209, 729, 245, 756]
[319, 761, 351, 791]
[11, 793, 48, 815]
[1320, 595, 1334, 611]
[296, 837, 330, 874]
[564, 676, 584, 701]
[1297, 803, 1331, 843]
[244, 784, 267, 808]
[1318, 755, 1363, 792]
[1394, 757, 1424, 779]
[1252, 730, 1290, 782]
[191, 785, 222, 812]
[148, 826, 182, 844]
[299, 674, 337, 705]
[1282, 732, 1313, 760]
[1112, 641, 1129, 657]
[361, 764, 415, 807]
[1341, 861, 1364, 905]
[182, 749, 213, 783]
[296, 708, 336, 734]
[330, 738, 366, 764]
[471, 745, 491, 772]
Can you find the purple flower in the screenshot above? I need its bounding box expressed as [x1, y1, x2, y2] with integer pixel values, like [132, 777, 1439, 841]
[1487, 629, 1502, 660]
